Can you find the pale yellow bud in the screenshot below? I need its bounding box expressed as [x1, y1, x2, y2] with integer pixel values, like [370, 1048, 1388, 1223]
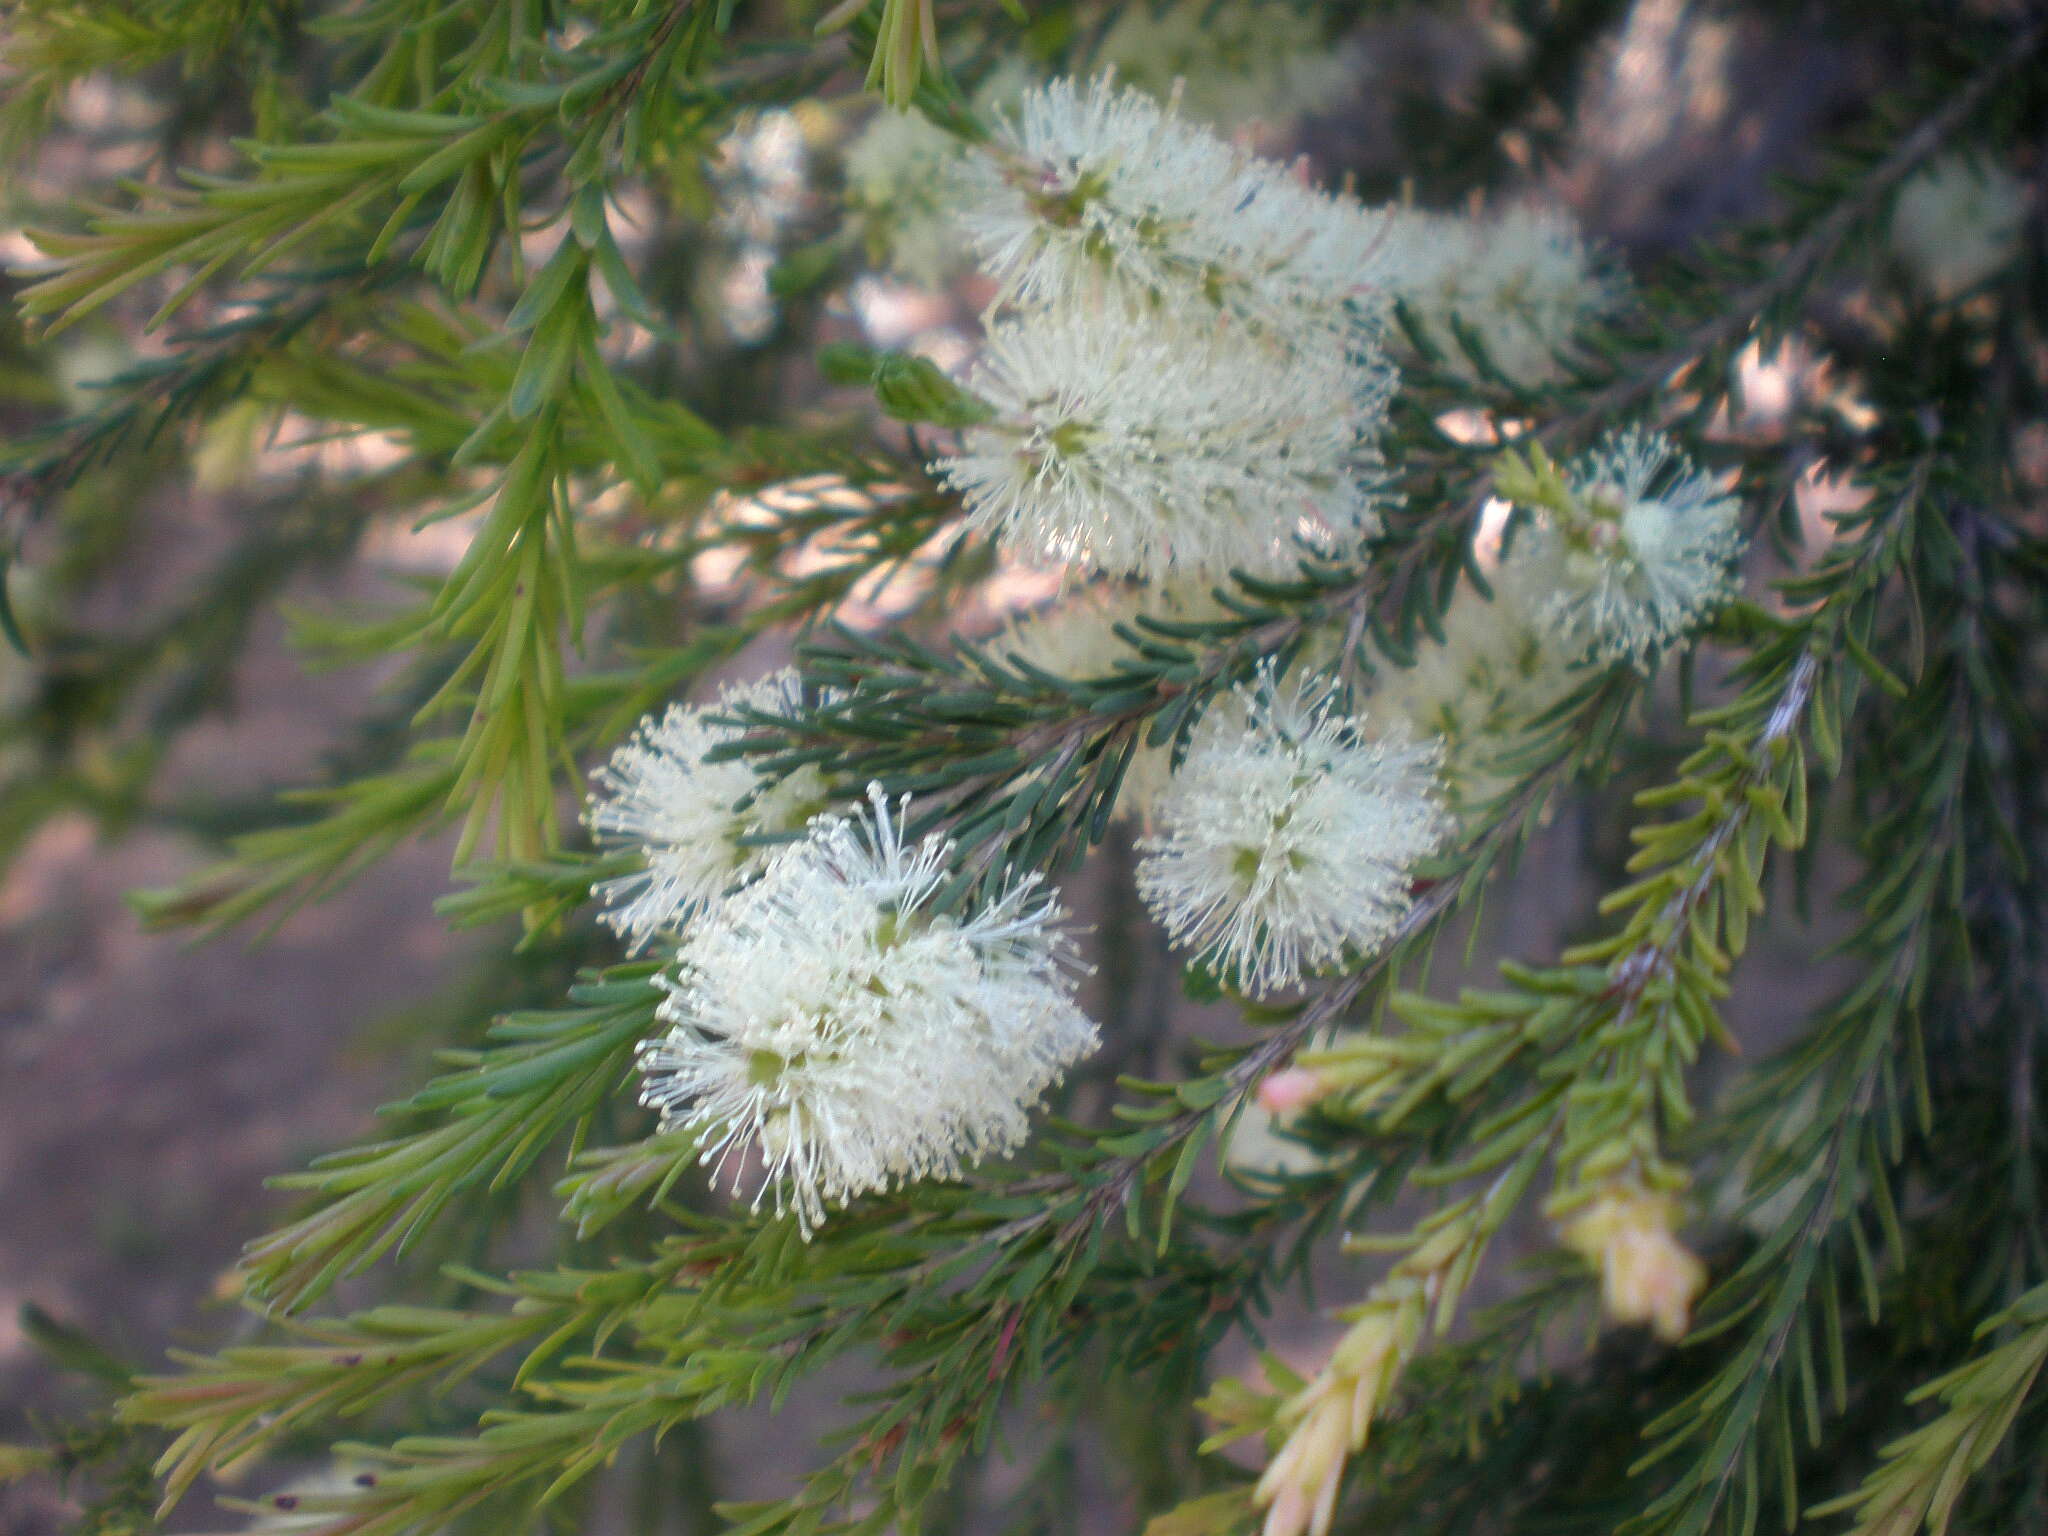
[1609, 1220, 1708, 1342]
[1252, 1291, 1422, 1536]
[1255, 1389, 1350, 1536]
[1562, 1190, 1708, 1343]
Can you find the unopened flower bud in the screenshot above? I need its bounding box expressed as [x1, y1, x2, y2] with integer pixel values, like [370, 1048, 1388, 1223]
[1252, 1288, 1422, 1536]
[1562, 1189, 1708, 1343]
[1255, 1389, 1349, 1536]
[1258, 1067, 1330, 1116]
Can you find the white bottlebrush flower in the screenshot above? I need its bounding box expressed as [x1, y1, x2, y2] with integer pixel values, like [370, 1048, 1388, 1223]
[1088, 0, 1352, 133]
[585, 669, 830, 954]
[1890, 153, 2028, 299]
[1380, 203, 1622, 385]
[956, 72, 1370, 337]
[638, 787, 1097, 1234]
[1373, 205, 1475, 310]
[937, 296, 1387, 582]
[1540, 429, 1744, 666]
[1137, 669, 1448, 996]
[1283, 194, 1412, 327]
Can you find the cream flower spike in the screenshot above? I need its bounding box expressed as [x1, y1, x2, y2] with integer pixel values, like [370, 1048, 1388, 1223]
[1137, 667, 1449, 997]
[1378, 203, 1622, 385]
[585, 669, 830, 954]
[1548, 428, 1744, 666]
[937, 295, 1387, 583]
[957, 71, 1375, 339]
[638, 786, 1098, 1236]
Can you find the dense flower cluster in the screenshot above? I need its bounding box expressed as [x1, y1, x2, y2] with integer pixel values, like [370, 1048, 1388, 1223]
[1540, 428, 1744, 666]
[842, 1, 1353, 288]
[940, 297, 1385, 580]
[638, 789, 1096, 1233]
[865, 69, 1743, 984]
[928, 73, 1396, 582]
[1379, 203, 1623, 385]
[592, 685, 1097, 1234]
[595, 61, 1750, 1242]
[955, 73, 1372, 330]
[907, 71, 1641, 610]
[585, 669, 828, 953]
[1137, 670, 1448, 996]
